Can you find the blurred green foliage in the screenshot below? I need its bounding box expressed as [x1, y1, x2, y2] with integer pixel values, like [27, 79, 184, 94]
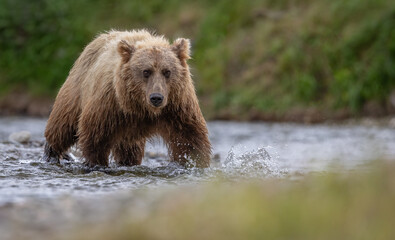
[0, 0, 88, 95]
[0, 0, 394, 116]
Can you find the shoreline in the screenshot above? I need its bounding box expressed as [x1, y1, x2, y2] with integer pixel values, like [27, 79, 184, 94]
[1, 92, 394, 125]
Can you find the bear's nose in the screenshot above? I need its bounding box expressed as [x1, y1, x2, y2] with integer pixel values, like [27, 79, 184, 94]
[149, 93, 164, 107]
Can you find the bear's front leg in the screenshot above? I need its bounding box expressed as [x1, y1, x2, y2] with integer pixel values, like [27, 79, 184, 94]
[79, 136, 112, 167]
[164, 121, 212, 168]
[113, 139, 146, 166]
[78, 106, 121, 167]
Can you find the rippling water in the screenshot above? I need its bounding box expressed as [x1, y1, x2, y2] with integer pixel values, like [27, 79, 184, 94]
[1, 117, 395, 239]
[1, 117, 394, 205]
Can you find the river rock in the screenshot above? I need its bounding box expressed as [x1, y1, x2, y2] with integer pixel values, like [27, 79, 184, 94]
[9, 131, 31, 143]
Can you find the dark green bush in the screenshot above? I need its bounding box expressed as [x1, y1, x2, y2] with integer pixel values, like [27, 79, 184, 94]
[331, 9, 395, 110]
[0, 0, 89, 95]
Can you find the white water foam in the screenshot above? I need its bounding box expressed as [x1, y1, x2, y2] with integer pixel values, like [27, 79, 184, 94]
[221, 145, 287, 178]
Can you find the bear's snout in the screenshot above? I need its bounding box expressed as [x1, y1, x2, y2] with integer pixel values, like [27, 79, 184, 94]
[149, 93, 164, 107]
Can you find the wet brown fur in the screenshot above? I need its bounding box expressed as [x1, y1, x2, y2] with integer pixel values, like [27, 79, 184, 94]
[44, 30, 211, 167]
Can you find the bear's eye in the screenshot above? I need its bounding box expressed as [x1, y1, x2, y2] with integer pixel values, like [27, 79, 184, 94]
[143, 69, 152, 78]
[162, 69, 171, 78]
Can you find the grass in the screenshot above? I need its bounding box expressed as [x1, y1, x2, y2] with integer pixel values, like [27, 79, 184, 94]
[67, 161, 395, 240]
[1, 0, 394, 118]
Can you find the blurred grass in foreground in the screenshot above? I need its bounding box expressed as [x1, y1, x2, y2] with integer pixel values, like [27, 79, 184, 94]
[69, 161, 395, 240]
[1, 0, 394, 118]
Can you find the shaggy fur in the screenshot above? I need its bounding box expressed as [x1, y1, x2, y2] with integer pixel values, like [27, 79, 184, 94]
[43, 30, 211, 167]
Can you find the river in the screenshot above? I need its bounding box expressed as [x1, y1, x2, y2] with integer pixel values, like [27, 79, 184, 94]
[0, 117, 394, 239]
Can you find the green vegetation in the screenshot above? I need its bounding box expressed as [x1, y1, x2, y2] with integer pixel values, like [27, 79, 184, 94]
[1, 0, 394, 118]
[69, 161, 395, 240]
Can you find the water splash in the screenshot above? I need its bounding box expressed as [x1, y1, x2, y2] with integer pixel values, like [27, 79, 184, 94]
[221, 145, 287, 178]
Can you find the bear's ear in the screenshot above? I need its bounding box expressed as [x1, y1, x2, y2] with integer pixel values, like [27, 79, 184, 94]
[117, 40, 135, 63]
[171, 38, 191, 64]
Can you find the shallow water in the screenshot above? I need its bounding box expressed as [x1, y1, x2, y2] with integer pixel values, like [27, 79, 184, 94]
[1, 117, 394, 205]
[1, 117, 395, 239]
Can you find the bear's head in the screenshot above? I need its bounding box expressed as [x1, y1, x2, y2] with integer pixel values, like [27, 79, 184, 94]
[115, 37, 191, 116]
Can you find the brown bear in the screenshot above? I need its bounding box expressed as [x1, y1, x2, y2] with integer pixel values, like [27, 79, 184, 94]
[43, 30, 212, 168]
